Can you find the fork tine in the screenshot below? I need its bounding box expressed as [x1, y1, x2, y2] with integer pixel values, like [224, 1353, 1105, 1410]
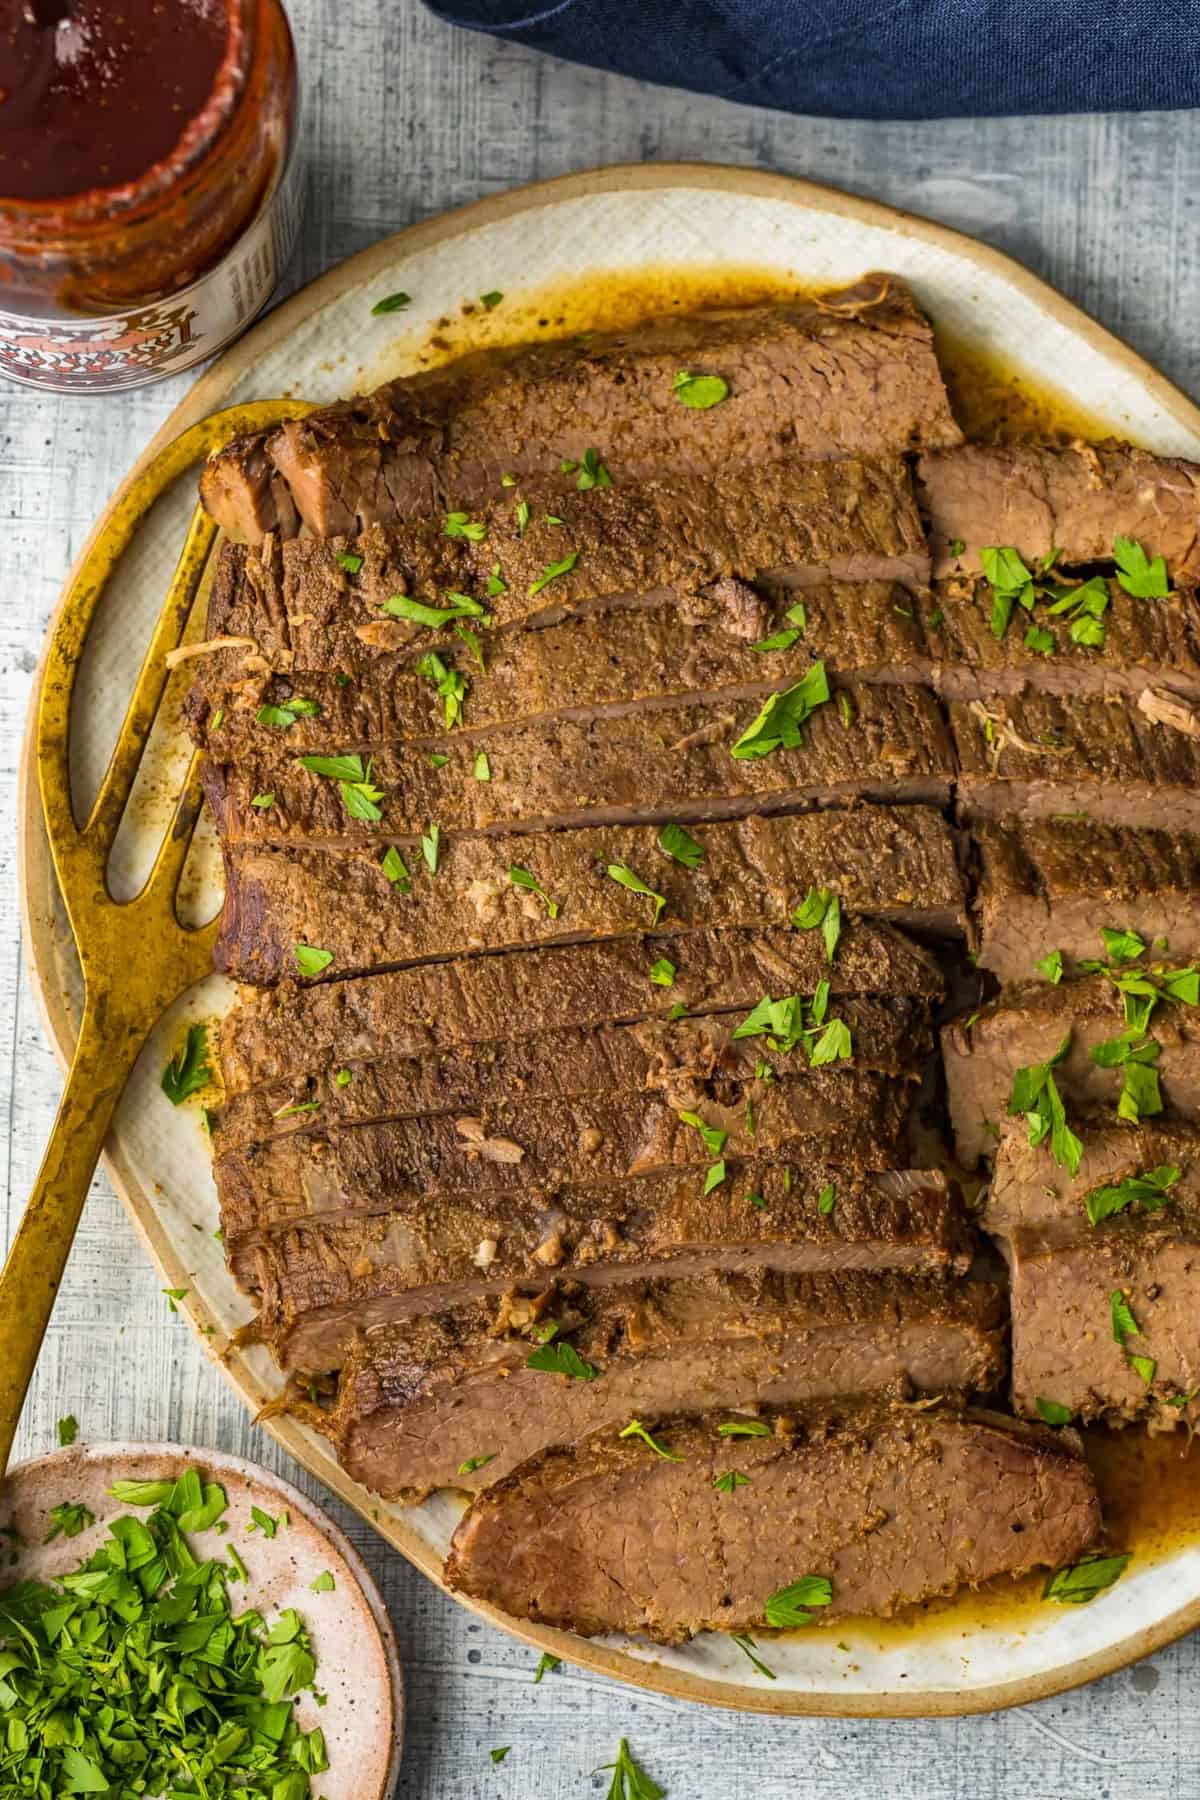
[142, 747, 207, 905]
[82, 503, 217, 854]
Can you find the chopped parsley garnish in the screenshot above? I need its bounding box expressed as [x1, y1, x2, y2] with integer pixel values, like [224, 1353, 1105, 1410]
[703, 1159, 727, 1194]
[444, 510, 487, 542]
[43, 1501, 95, 1542]
[473, 750, 491, 782]
[1101, 926, 1147, 964]
[678, 1111, 727, 1158]
[381, 591, 487, 628]
[334, 1068, 353, 1088]
[429, 751, 449, 769]
[764, 1575, 833, 1628]
[649, 957, 676, 987]
[1008, 1033, 1082, 1176]
[672, 369, 729, 409]
[416, 649, 468, 729]
[455, 619, 486, 671]
[480, 290, 503, 309]
[248, 1505, 281, 1538]
[809, 1016, 852, 1066]
[250, 791, 275, 809]
[733, 990, 851, 1066]
[667, 1002, 687, 1021]
[980, 544, 1036, 638]
[1044, 1553, 1131, 1605]
[310, 1570, 335, 1593]
[1110, 1289, 1139, 1345]
[491, 1746, 511, 1764]
[372, 290, 411, 313]
[731, 1634, 776, 1679]
[1130, 1354, 1157, 1385]
[791, 885, 842, 962]
[1044, 574, 1110, 647]
[607, 863, 666, 925]
[981, 546, 1110, 648]
[618, 1419, 683, 1461]
[529, 550, 579, 597]
[381, 845, 412, 892]
[161, 1024, 211, 1105]
[731, 662, 830, 759]
[1035, 1397, 1073, 1425]
[57, 1415, 78, 1447]
[1024, 624, 1055, 655]
[1035, 948, 1064, 984]
[487, 562, 507, 595]
[163, 1288, 190, 1313]
[256, 695, 320, 729]
[297, 751, 385, 822]
[1114, 534, 1169, 598]
[516, 499, 531, 535]
[1089, 1029, 1163, 1123]
[336, 550, 363, 573]
[657, 822, 704, 868]
[1084, 1163, 1180, 1226]
[510, 864, 560, 918]
[420, 823, 441, 874]
[949, 537, 966, 557]
[525, 1341, 599, 1380]
[817, 1183, 835, 1216]
[717, 1419, 771, 1438]
[752, 626, 801, 653]
[598, 1738, 665, 1798]
[713, 1470, 751, 1493]
[532, 1652, 560, 1683]
[457, 1455, 496, 1476]
[574, 447, 611, 490]
[294, 944, 334, 978]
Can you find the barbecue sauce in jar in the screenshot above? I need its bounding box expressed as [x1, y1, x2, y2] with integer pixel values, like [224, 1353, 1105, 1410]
[0, 0, 301, 390]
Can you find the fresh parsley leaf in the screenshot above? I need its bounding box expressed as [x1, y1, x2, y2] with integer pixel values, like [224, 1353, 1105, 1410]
[607, 862, 667, 925]
[335, 1068, 352, 1088]
[657, 821, 704, 868]
[1101, 926, 1147, 964]
[1084, 1164, 1180, 1227]
[256, 696, 320, 729]
[381, 592, 486, 627]
[336, 550, 363, 574]
[510, 864, 560, 918]
[487, 562, 507, 595]
[817, 1182, 835, 1216]
[714, 1470, 751, 1493]
[1024, 623, 1055, 655]
[1044, 1552, 1131, 1605]
[649, 957, 676, 987]
[667, 1002, 687, 1020]
[457, 1455, 496, 1476]
[980, 545, 1035, 639]
[717, 1419, 771, 1438]
[416, 649, 469, 729]
[310, 1570, 336, 1592]
[598, 1738, 666, 1799]
[1114, 535, 1169, 599]
[678, 1110, 728, 1159]
[421, 823, 441, 873]
[575, 447, 612, 490]
[480, 290, 503, 309]
[790, 886, 843, 963]
[526, 1341, 599, 1380]
[731, 1633, 776, 1679]
[57, 1415, 79, 1446]
[444, 510, 487, 542]
[703, 1159, 727, 1194]
[1110, 1289, 1139, 1344]
[250, 791, 275, 808]
[294, 944, 334, 978]
[297, 751, 385, 822]
[381, 845, 412, 892]
[516, 499, 530, 535]
[161, 1024, 211, 1105]
[372, 290, 411, 313]
[248, 1505, 279, 1538]
[731, 662, 830, 759]
[1130, 1353, 1157, 1385]
[949, 537, 966, 557]
[533, 1652, 560, 1683]
[809, 1017, 853, 1066]
[752, 627, 802, 653]
[529, 550, 579, 597]
[619, 1419, 683, 1461]
[764, 1576, 833, 1627]
[1036, 949, 1064, 984]
[1035, 1397, 1073, 1425]
[672, 369, 729, 409]
[491, 1746, 511, 1764]
[473, 750, 491, 782]
[1008, 1033, 1082, 1176]
[43, 1500, 95, 1542]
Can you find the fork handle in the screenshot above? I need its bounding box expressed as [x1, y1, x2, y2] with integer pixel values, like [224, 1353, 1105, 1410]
[0, 1005, 136, 1479]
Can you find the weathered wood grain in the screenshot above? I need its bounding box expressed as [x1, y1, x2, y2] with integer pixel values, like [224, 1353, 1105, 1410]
[4, 2, 1200, 1791]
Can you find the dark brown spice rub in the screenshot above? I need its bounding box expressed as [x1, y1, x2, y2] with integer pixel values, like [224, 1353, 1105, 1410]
[216, 996, 931, 1156]
[214, 807, 966, 985]
[216, 1070, 913, 1251]
[974, 816, 1200, 986]
[952, 691, 1200, 833]
[920, 442, 1200, 582]
[240, 1166, 970, 1372]
[203, 682, 955, 847]
[318, 1270, 1006, 1501]
[217, 923, 942, 1096]
[443, 1401, 1100, 1642]
[200, 277, 962, 543]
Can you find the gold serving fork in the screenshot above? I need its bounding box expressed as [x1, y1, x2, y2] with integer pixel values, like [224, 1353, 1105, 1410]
[0, 399, 310, 1478]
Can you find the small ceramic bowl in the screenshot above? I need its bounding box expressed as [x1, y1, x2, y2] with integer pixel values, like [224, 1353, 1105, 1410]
[0, 1441, 404, 1797]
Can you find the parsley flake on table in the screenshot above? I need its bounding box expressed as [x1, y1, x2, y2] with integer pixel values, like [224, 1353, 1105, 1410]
[491, 1746, 511, 1764]
[533, 1652, 560, 1683]
[161, 1023, 211, 1105]
[598, 1737, 666, 1799]
[672, 369, 729, 409]
[56, 1415, 78, 1446]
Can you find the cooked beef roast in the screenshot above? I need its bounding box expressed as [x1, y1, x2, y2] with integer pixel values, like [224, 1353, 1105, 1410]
[984, 1113, 1200, 1238]
[974, 816, 1200, 985]
[920, 443, 1200, 582]
[953, 692, 1200, 832]
[215, 807, 966, 984]
[243, 1166, 970, 1371]
[945, 976, 1200, 1167]
[320, 1270, 1006, 1500]
[444, 1400, 1101, 1641]
[200, 277, 962, 542]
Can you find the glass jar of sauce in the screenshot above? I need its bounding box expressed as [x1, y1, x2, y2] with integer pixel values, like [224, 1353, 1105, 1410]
[0, 0, 301, 392]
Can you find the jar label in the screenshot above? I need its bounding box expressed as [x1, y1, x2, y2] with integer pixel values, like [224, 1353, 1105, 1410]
[0, 153, 303, 394]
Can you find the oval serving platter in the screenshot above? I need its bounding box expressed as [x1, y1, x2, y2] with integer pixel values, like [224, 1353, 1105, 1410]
[18, 163, 1200, 1717]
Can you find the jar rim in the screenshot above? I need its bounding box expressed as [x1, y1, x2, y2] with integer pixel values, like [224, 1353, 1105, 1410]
[0, 0, 254, 228]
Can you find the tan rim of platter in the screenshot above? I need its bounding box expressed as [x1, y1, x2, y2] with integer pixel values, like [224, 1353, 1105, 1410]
[18, 161, 1200, 1718]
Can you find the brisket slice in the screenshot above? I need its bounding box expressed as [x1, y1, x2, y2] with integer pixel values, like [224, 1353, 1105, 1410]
[215, 996, 931, 1156]
[217, 1070, 913, 1251]
[984, 1113, 1200, 1238]
[1007, 1169, 1200, 1429]
[199, 277, 962, 543]
[203, 684, 954, 848]
[974, 816, 1200, 986]
[919, 443, 1200, 582]
[240, 1167, 971, 1372]
[318, 1271, 1006, 1501]
[218, 924, 943, 1097]
[918, 578, 1200, 704]
[443, 1400, 1101, 1642]
[215, 807, 966, 985]
[952, 692, 1200, 833]
[944, 976, 1200, 1168]
[187, 581, 927, 759]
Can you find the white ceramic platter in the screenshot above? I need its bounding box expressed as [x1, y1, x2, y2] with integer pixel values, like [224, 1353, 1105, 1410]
[18, 164, 1200, 1716]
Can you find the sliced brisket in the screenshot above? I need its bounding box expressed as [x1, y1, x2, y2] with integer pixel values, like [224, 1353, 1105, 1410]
[443, 1400, 1101, 1641]
[944, 975, 1200, 1167]
[319, 1270, 1006, 1501]
[974, 816, 1200, 986]
[952, 692, 1200, 833]
[242, 1166, 969, 1371]
[200, 277, 961, 543]
[214, 807, 966, 984]
[218, 923, 943, 1096]
[920, 443, 1200, 582]
[984, 1112, 1200, 1238]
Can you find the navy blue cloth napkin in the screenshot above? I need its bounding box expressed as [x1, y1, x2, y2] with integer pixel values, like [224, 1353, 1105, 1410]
[421, 0, 1200, 120]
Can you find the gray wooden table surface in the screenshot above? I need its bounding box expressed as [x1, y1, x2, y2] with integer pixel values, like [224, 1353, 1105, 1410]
[3, 4, 1200, 1793]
